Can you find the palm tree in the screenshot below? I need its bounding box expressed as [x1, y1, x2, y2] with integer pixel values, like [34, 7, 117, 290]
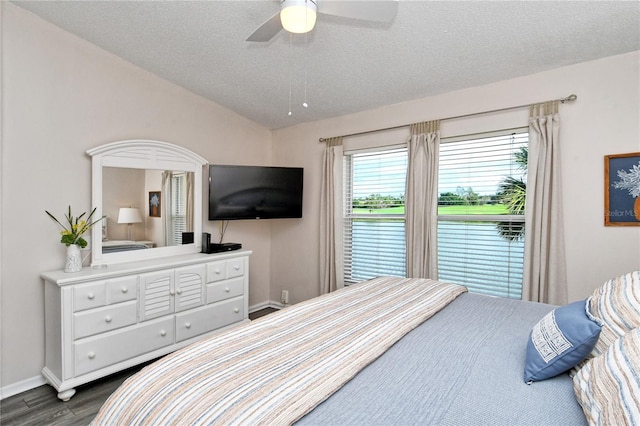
[513, 145, 528, 170]
[498, 176, 526, 215]
[496, 146, 527, 241]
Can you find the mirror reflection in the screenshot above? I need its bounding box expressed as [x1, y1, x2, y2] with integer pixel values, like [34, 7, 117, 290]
[101, 167, 194, 254]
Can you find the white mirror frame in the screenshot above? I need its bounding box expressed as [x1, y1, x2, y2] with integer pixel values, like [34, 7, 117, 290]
[87, 139, 208, 267]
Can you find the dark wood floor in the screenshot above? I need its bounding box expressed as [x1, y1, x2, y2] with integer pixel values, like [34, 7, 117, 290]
[0, 308, 278, 426]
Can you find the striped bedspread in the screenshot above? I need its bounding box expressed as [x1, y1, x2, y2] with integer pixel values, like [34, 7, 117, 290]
[92, 276, 466, 425]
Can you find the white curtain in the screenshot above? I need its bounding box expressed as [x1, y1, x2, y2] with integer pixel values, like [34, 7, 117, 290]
[186, 172, 194, 231]
[161, 171, 172, 246]
[523, 101, 567, 305]
[405, 121, 440, 278]
[320, 137, 344, 294]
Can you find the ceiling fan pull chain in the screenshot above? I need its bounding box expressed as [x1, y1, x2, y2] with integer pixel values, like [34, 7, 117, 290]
[303, 30, 309, 108]
[288, 32, 293, 116]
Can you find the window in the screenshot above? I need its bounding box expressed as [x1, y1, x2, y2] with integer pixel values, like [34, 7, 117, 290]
[437, 130, 528, 298]
[343, 129, 528, 299]
[343, 147, 407, 283]
[171, 172, 187, 244]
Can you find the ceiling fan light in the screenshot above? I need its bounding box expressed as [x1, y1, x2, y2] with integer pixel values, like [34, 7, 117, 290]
[281, 0, 317, 34]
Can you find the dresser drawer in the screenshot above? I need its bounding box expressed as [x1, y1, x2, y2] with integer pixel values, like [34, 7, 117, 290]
[73, 301, 137, 340]
[74, 317, 174, 376]
[226, 258, 244, 278]
[206, 260, 227, 283]
[107, 276, 137, 304]
[176, 296, 245, 342]
[73, 282, 106, 312]
[206, 258, 245, 283]
[206, 277, 244, 304]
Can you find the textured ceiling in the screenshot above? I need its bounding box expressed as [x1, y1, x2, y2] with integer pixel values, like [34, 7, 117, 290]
[12, 1, 640, 130]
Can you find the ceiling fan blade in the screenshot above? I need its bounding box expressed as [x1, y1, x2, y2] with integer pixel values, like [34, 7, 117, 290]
[246, 11, 282, 42]
[318, 0, 399, 23]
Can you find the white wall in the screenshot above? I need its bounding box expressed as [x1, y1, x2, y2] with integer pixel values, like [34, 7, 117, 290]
[271, 50, 640, 305]
[144, 169, 163, 244]
[1, 4, 273, 391]
[103, 167, 145, 241]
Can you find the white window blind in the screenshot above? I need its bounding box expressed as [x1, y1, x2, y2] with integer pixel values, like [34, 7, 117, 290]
[343, 147, 407, 283]
[171, 173, 187, 244]
[437, 130, 528, 298]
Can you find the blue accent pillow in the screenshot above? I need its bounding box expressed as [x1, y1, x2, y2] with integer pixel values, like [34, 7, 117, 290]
[524, 299, 602, 383]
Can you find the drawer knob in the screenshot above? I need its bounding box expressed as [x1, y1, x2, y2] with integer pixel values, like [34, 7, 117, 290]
[234, 266, 240, 271]
[87, 293, 95, 300]
[160, 330, 167, 337]
[215, 269, 221, 275]
[104, 315, 112, 323]
[88, 352, 96, 359]
[185, 322, 191, 329]
[234, 308, 240, 313]
[224, 287, 230, 293]
[121, 287, 128, 293]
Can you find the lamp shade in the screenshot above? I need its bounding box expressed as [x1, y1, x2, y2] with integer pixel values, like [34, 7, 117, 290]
[117, 207, 142, 224]
[281, 0, 317, 34]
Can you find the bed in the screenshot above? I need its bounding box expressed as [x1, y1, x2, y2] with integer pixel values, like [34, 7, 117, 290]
[101, 240, 154, 253]
[92, 273, 640, 425]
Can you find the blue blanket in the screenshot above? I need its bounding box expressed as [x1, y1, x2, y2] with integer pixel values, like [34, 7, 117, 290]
[299, 292, 586, 425]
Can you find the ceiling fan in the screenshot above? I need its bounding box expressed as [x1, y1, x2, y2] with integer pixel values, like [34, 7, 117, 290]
[247, 0, 399, 42]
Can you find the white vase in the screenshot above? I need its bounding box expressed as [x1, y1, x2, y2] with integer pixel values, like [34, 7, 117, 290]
[64, 244, 82, 273]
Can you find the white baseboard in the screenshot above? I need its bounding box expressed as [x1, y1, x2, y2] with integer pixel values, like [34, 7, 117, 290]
[1, 374, 46, 400]
[249, 300, 284, 312]
[2, 302, 283, 400]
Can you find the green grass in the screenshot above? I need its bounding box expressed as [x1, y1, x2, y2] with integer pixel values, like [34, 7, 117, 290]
[352, 206, 404, 214]
[352, 204, 509, 215]
[437, 204, 509, 215]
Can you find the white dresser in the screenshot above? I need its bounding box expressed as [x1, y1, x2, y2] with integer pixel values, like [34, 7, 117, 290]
[41, 250, 251, 401]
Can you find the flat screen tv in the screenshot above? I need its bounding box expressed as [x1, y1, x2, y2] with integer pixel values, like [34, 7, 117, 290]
[208, 165, 303, 220]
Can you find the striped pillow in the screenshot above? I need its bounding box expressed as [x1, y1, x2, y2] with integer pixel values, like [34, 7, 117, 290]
[587, 271, 640, 358]
[573, 327, 640, 425]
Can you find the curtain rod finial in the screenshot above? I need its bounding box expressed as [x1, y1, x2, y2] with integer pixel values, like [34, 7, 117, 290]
[561, 94, 577, 103]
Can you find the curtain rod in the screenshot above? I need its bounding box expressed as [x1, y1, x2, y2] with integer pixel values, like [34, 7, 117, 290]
[318, 94, 577, 143]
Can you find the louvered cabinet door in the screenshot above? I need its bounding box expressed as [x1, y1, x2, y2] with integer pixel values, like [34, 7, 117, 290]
[174, 264, 206, 313]
[139, 270, 175, 321]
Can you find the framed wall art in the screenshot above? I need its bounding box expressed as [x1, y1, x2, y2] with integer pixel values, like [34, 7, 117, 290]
[604, 152, 640, 226]
[149, 191, 161, 218]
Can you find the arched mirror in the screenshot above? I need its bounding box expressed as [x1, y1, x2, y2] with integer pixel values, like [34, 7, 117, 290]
[87, 140, 207, 267]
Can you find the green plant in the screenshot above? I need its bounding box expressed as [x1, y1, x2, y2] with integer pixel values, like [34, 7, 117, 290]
[495, 146, 528, 241]
[497, 176, 527, 215]
[45, 206, 105, 248]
